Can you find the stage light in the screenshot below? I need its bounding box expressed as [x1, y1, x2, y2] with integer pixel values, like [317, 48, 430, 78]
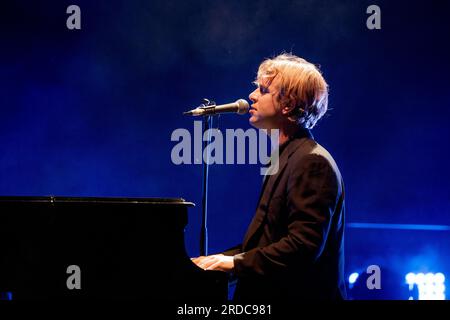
[415, 272, 425, 284]
[348, 272, 359, 284]
[425, 273, 434, 284]
[405, 272, 415, 285]
[406, 272, 446, 300]
[435, 273, 445, 284]
[434, 283, 445, 294]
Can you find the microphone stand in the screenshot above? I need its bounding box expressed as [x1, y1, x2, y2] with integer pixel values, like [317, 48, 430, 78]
[184, 98, 248, 257]
[199, 99, 218, 257]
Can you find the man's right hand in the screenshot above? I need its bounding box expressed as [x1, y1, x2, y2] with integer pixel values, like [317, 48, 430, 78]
[191, 254, 234, 272]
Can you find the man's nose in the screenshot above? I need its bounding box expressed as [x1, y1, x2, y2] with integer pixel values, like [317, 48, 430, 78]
[249, 88, 259, 102]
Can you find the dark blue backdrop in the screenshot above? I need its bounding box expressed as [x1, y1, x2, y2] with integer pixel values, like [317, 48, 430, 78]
[1, 0, 449, 299]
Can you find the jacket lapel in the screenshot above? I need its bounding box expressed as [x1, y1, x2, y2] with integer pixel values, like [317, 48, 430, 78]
[241, 129, 313, 250]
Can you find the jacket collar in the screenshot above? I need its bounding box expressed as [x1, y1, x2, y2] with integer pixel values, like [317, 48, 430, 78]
[281, 127, 313, 159]
[263, 127, 313, 178]
[242, 127, 313, 250]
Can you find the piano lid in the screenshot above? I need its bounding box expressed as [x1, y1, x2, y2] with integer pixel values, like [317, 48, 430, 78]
[0, 196, 195, 206]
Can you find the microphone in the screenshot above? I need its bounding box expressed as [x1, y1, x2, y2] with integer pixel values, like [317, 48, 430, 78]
[183, 99, 249, 116]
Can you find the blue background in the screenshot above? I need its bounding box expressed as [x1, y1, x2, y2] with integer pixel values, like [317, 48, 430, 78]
[1, 0, 449, 299]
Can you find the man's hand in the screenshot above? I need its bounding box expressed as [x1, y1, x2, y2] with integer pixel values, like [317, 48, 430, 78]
[191, 254, 234, 272]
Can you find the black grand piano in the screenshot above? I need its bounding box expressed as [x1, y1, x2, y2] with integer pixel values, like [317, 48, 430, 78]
[0, 196, 228, 301]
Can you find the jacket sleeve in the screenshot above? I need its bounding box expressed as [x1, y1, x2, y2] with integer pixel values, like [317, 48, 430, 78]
[233, 153, 340, 277]
[222, 244, 242, 256]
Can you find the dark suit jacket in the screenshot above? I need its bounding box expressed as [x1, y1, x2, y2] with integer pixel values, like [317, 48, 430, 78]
[223, 128, 346, 301]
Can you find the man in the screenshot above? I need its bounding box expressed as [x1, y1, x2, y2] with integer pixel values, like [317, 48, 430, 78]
[192, 53, 346, 300]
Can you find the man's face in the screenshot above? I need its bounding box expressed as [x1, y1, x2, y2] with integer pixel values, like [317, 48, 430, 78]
[248, 76, 283, 129]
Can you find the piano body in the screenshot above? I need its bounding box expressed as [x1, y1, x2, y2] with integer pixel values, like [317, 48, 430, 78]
[0, 196, 228, 300]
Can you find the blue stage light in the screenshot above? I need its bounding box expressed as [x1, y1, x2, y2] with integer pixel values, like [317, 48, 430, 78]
[405, 272, 446, 300]
[405, 272, 415, 285]
[435, 273, 445, 284]
[349, 272, 359, 284]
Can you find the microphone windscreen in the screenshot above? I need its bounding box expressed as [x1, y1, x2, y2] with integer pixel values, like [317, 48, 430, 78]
[236, 99, 250, 114]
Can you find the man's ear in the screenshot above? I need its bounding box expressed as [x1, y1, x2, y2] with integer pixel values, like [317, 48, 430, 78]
[282, 105, 306, 117]
[282, 105, 296, 115]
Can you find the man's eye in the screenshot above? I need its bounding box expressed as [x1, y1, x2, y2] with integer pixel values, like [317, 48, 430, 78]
[259, 86, 269, 94]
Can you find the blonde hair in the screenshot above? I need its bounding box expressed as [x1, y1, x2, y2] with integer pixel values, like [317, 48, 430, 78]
[257, 53, 329, 129]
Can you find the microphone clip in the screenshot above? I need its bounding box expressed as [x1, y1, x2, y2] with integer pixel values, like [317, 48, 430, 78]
[197, 98, 217, 113]
[199, 98, 216, 108]
[183, 98, 216, 116]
